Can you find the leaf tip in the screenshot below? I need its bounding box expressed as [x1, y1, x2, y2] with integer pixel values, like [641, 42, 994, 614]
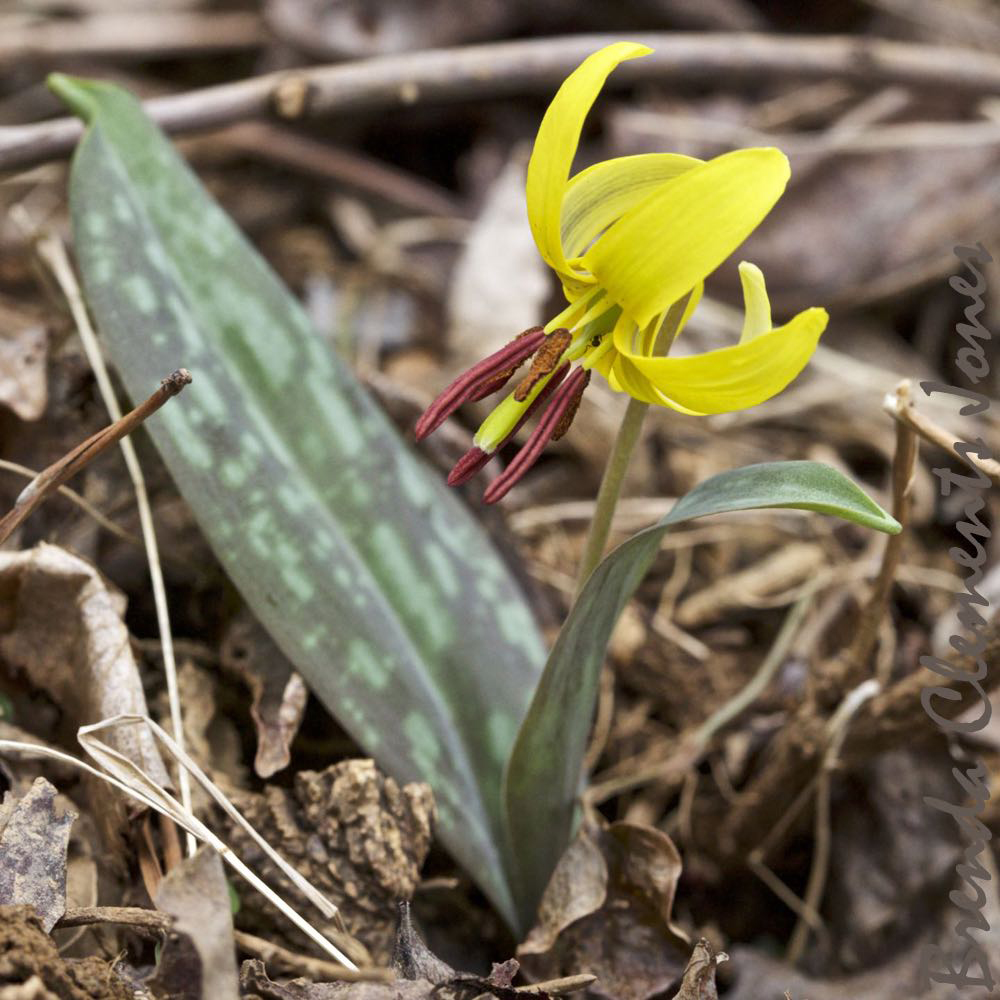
[47, 73, 101, 123]
[881, 513, 903, 535]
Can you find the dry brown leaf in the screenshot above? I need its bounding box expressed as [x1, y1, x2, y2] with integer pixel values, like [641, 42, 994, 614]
[221, 612, 308, 779]
[0, 326, 47, 422]
[0, 778, 75, 931]
[391, 901, 458, 984]
[519, 820, 690, 1000]
[222, 759, 434, 963]
[826, 750, 966, 971]
[727, 832, 1000, 999]
[670, 939, 726, 1000]
[150, 846, 240, 1000]
[0, 543, 169, 787]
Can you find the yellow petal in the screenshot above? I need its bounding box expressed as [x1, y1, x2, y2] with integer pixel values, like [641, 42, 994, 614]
[584, 148, 791, 328]
[526, 42, 651, 283]
[637, 283, 702, 356]
[738, 261, 772, 343]
[614, 306, 828, 414]
[561, 152, 701, 259]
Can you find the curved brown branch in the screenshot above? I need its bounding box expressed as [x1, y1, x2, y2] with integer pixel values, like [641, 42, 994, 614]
[5, 32, 1000, 173]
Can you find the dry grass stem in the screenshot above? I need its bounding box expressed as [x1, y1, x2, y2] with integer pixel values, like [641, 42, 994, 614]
[32, 228, 196, 856]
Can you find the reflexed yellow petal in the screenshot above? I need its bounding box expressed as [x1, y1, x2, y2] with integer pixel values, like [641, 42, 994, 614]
[614, 306, 828, 414]
[526, 42, 651, 281]
[637, 283, 703, 356]
[738, 261, 772, 343]
[561, 152, 701, 259]
[584, 148, 791, 327]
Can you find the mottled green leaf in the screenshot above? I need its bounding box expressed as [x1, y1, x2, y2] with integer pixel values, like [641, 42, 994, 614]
[52, 74, 545, 929]
[503, 460, 899, 926]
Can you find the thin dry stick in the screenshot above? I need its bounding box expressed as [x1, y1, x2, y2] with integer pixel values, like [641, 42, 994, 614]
[234, 930, 392, 984]
[0, 369, 191, 545]
[884, 380, 1000, 486]
[7, 32, 1000, 172]
[0, 10, 264, 63]
[33, 230, 195, 857]
[57, 905, 171, 934]
[586, 594, 811, 805]
[78, 714, 342, 923]
[747, 855, 824, 935]
[0, 457, 140, 546]
[845, 380, 918, 680]
[786, 679, 881, 964]
[514, 974, 599, 995]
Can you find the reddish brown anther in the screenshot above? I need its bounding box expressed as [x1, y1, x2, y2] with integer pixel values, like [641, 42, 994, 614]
[513, 328, 572, 402]
[551, 370, 590, 441]
[467, 327, 545, 402]
[446, 364, 569, 486]
[414, 327, 546, 441]
[483, 365, 590, 504]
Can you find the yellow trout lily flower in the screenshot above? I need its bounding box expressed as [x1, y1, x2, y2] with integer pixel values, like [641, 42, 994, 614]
[416, 41, 828, 503]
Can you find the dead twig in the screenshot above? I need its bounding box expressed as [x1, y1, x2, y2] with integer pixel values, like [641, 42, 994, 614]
[786, 679, 881, 964]
[717, 623, 1000, 863]
[518, 975, 599, 994]
[884, 381, 1000, 486]
[233, 930, 392, 983]
[32, 227, 196, 857]
[214, 122, 459, 218]
[0, 368, 191, 546]
[0, 11, 264, 64]
[6, 32, 1000, 172]
[57, 905, 171, 935]
[841, 381, 919, 685]
[0, 457, 140, 546]
[587, 594, 811, 805]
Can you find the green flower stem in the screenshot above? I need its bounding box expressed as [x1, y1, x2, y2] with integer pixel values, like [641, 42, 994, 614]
[575, 396, 648, 594]
[573, 294, 690, 595]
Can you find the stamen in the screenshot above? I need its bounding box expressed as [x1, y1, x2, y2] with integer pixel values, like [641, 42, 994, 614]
[483, 366, 590, 504]
[513, 328, 572, 402]
[414, 327, 545, 440]
[447, 365, 569, 486]
[466, 329, 544, 402]
[551, 370, 590, 441]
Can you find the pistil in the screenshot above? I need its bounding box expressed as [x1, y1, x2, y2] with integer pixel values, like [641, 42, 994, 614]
[447, 364, 570, 486]
[483, 367, 591, 504]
